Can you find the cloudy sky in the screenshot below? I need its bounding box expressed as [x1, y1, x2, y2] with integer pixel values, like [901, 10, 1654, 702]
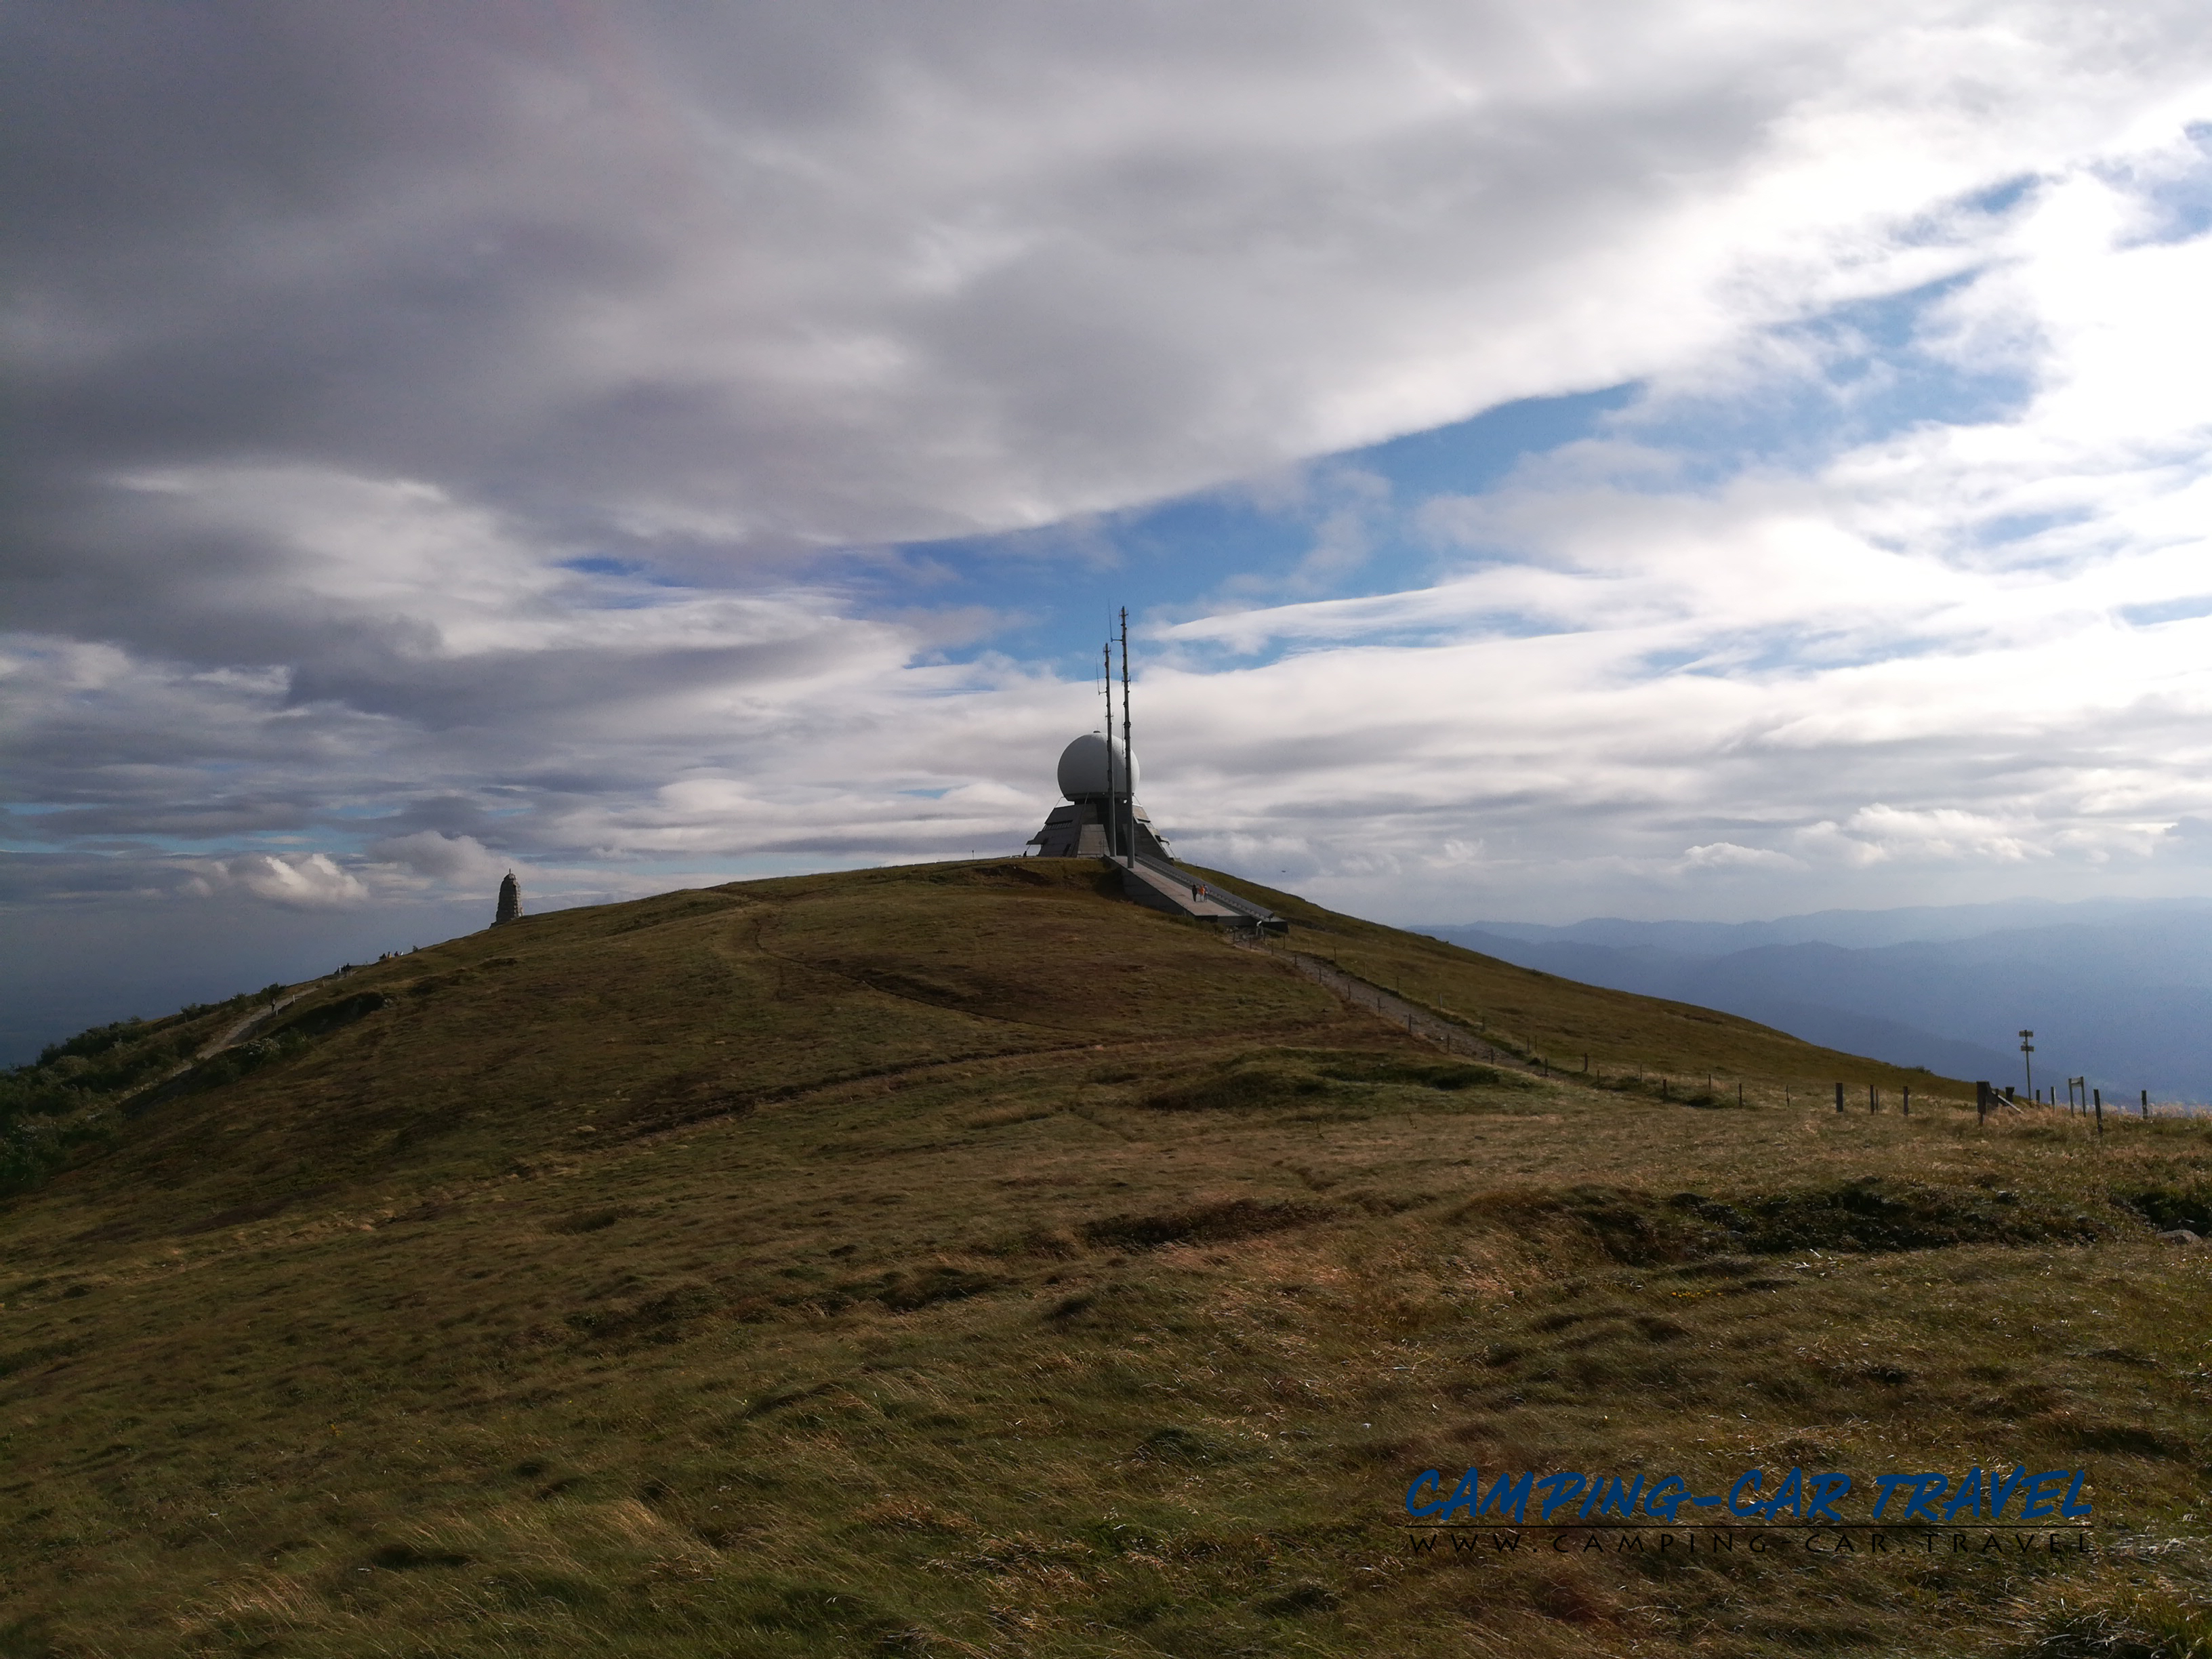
[8, 3, 2212, 1055]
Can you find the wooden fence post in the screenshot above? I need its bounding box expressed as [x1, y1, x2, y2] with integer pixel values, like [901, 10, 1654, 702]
[1976, 1081, 1990, 1125]
[2142, 1088, 2150, 1119]
[2094, 1088, 2103, 1136]
[1835, 1081, 1844, 1114]
[1903, 1084, 1910, 1117]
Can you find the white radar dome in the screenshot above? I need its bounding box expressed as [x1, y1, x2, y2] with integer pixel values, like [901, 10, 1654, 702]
[1057, 733, 1137, 800]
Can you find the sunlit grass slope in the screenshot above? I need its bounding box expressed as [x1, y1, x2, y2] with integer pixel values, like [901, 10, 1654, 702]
[3, 859, 2210, 1658]
[1200, 869, 1978, 1098]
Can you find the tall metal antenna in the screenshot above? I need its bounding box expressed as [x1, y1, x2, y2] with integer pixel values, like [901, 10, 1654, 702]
[1118, 607, 1132, 865]
[1102, 639, 1119, 862]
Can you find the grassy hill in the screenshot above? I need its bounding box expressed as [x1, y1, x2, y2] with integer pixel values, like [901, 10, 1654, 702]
[3, 859, 2210, 1658]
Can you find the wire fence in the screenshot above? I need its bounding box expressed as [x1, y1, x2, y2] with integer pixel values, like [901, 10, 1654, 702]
[1243, 941, 2196, 1128]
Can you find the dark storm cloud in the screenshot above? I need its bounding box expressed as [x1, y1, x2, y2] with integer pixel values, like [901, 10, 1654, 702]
[16, 0, 2173, 719]
[5, 798, 321, 842]
[21, 0, 2194, 588]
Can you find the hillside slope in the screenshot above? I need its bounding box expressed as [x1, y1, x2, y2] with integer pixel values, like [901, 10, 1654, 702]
[1429, 906, 2212, 1100]
[4, 859, 2210, 1658]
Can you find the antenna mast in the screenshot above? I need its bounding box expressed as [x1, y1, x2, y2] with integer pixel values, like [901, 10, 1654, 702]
[1102, 639, 1119, 863]
[1118, 607, 1132, 865]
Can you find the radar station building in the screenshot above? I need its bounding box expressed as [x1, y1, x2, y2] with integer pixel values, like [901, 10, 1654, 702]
[1026, 733, 1170, 859]
[1025, 733, 1284, 933]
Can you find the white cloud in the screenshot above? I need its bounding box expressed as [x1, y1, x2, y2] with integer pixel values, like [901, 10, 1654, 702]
[1794, 809, 2043, 867]
[13, 5, 2212, 560]
[1681, 842, 1802, 873]
[363, 832, 509, 886]
[1094, 128, 2212, 920]
[1430, 838, 1487, 869]
[182, 853, 369, 909]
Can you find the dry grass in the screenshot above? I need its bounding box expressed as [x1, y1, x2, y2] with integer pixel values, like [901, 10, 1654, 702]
[1, 858, 2208, 1656]
[1202, 865, 1982, 1101]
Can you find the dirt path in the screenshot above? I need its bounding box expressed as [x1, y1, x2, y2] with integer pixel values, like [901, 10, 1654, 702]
[1241, 944, 1553, 1078]
[193, 987, 314, 1060]
[121, 987, 321, 1108]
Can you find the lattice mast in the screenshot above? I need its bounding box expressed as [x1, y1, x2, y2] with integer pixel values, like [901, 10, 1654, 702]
[1119, 607, 1133, 865]
[1102, 640, 1120, 863]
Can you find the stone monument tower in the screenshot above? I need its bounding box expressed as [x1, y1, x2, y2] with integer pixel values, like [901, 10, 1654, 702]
[493, 869, 521, 926]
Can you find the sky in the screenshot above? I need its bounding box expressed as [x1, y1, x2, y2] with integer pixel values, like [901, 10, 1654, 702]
[8, 3, 2212, 1058]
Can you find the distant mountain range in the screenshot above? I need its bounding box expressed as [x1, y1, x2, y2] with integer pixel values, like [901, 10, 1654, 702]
[1422, 897, 2212, 1103]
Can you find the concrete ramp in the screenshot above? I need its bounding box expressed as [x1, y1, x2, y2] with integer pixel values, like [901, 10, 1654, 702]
[1111, 855, 1287, 933]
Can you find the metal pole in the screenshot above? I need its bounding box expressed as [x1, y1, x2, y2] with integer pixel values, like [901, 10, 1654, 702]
[1102, 640, 1118, 861]
[1119, 607, 1132, 865]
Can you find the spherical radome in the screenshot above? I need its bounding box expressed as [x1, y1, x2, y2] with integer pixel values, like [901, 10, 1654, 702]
[1057, 733, 1136, 800]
